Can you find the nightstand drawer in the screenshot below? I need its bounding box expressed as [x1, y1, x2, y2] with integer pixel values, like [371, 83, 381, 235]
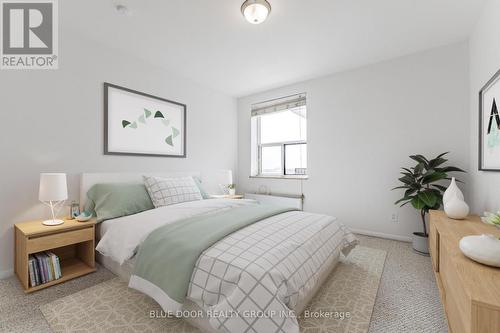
[26, 227, 93, 253]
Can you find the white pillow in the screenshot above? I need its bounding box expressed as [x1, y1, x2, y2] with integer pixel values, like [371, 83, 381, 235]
[143, 176, 203, 208]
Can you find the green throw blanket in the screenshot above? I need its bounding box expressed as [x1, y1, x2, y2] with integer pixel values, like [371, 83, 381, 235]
[130, 205, 297, 309]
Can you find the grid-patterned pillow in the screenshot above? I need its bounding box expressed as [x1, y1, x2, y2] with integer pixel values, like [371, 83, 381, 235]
[143, 176, 203, 208]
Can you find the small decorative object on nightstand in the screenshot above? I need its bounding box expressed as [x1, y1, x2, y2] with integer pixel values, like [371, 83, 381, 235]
[14, 218, 96, 293]
[70, 201, 80, 219]
[216, 170, 233, 194]
[75, 211, 93, 222]
[228, 184, 236, 196]
[39, 173, 68, 226]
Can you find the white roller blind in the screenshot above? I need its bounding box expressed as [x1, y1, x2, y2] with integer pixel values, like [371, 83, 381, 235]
[251, 93, 306, 117]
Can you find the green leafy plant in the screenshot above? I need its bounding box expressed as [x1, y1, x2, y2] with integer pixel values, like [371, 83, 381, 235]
[393, 152, 465, 237]
[227, 184, 236, 190]
[482, 211, 500, 227]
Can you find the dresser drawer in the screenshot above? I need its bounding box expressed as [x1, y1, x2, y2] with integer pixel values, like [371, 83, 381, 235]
[473, 304, 500, 333]
[440, 241, 471, 331]
[447, 292, 468, 333]
[429, 220, 439, 272]
[26, 227, 94, 254]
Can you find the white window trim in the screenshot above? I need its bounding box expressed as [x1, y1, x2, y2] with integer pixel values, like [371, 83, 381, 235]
[257, 141, 307, 176]
[251, 94, 308, 179]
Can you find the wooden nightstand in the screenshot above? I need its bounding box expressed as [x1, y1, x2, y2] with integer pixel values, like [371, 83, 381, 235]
[14, 218, 96, 293]
[210, 194, 244, 199]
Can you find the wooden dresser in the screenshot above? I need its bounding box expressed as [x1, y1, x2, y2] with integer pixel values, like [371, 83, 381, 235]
[429, 210, 500, 333]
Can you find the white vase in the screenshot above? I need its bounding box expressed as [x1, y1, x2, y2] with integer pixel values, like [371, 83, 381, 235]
[459, 234, 500, 267]
[444, 197, 470, 220]
[443, 177, 464, 205]
[229, 188, 236, 196]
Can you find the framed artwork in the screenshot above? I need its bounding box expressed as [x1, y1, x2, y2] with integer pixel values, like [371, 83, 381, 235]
[104, 83, 186, 158]
[479, 69, 500, 171]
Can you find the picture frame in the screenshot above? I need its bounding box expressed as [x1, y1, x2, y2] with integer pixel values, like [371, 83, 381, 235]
[104, 83, 186, 158]
[479, 68, 500, 171]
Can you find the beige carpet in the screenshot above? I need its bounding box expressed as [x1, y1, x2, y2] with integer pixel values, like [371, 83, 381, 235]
[39, 246, 386, 333]
[0, 235, 447, 332]
[359, 235, 448, 333]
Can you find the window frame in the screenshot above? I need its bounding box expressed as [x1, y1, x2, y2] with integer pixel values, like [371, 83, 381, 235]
[256, 116, 307, 177]
[283, 142, 307, 176]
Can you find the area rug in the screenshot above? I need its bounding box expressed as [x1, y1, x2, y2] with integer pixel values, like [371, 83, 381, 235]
[40, 246, 386, 333]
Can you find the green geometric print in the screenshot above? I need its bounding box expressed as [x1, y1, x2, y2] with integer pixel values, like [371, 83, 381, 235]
[121, 108, 180, 147]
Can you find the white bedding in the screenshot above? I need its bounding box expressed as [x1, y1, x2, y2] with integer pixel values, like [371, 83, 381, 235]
[96, 199, 258, 264]
[96, 199, 358, 333]
[183, 210, 356, 333]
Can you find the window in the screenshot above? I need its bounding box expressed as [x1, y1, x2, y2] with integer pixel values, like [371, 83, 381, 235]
[251, 93, 307, 177]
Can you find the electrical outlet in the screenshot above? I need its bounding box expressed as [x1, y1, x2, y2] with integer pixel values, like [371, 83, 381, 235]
[391, 212, 399, 223]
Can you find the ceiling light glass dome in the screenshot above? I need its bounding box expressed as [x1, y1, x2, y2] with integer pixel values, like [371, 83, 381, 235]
[241, 0, 271, 24]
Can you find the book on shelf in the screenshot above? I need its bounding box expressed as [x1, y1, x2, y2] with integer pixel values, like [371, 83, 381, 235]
[33, 254, 40, 285]
[55, 256, 61, 278]
[46, 252, 53, 281]
[33, 253, 45, 284]
[28, 252, 62, 287]
[42, 252, 50, 282]
[51, 254, 59, 279]
[28, 257, 36, 287]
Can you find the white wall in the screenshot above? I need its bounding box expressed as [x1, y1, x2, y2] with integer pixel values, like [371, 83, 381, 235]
[238, 42, 470, 241]
[0, 29, 237, 277]
[469, 0, 500, 214]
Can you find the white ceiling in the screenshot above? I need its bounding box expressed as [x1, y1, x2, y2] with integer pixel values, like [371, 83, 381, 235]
[61, 0, 486, 97]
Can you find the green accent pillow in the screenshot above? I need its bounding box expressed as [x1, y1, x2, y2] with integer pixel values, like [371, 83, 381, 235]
[193, 177, 210, 199]
[85, 183, 154, 223]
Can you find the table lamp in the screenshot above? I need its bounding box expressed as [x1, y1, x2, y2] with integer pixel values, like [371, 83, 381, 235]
[39, 173, 68, 226]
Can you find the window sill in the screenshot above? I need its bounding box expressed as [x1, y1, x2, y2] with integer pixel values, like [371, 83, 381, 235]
[249, 175, 308, 180]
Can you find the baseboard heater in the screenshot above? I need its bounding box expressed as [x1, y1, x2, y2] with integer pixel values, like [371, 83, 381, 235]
[244, 193, 304, 210]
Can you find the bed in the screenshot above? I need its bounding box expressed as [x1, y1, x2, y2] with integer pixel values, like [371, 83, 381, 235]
[81, 173, 358, 333]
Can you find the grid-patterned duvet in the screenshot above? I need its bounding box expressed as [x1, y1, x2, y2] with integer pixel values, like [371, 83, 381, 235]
[187, 210, 358, 333]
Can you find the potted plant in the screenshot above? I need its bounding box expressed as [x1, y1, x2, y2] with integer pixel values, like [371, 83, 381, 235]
[228, 184, 236, 196]
[393, 152, 465, 254]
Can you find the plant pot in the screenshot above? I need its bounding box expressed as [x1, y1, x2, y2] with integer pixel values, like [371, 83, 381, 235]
[229, 188, 236, 196]
[412, 232, 429, 256]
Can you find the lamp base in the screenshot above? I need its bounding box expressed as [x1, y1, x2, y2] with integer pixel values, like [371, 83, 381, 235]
[42, 219, 65, 226]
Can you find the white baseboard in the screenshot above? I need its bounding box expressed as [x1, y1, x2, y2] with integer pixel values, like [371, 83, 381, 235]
[0, 268, 14, 279]
[351, 228, 412, 242]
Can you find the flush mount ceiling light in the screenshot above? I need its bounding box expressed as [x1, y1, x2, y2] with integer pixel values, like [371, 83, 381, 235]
[241, 0, 271, 24]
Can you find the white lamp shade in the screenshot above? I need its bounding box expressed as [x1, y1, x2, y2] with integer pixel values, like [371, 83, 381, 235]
[39, 173, 68, 202]
[216, 170, 233, 185]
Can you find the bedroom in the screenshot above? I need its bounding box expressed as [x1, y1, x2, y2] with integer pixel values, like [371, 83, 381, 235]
[0, 0, 500, 332]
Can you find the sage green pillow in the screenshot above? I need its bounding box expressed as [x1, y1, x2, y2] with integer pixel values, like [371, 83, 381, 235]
[85, 183, 154, 223]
